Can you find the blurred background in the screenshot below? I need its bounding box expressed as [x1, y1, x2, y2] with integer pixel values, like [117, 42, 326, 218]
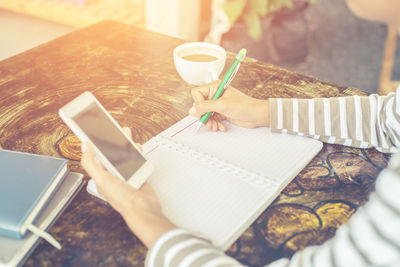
[1, 0, 399, 94]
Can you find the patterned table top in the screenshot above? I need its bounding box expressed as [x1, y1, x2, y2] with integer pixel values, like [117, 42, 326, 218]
[0, 20, 387, 266]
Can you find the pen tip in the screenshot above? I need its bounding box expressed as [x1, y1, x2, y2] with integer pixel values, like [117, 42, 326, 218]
[195, 122, 202, 133]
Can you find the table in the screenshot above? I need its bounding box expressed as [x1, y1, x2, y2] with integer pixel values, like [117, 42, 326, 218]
[0, 21, 388, 266]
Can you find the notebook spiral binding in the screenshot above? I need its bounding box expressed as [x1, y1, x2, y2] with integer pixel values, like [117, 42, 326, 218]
[155, 135, 278, 188]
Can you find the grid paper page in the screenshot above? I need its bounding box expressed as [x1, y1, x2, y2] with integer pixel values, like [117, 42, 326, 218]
[152, 116, 323, 183]
[143, 116, 322, 250]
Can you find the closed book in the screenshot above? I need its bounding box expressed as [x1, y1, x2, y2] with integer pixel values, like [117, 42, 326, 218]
[0, 172, 84, 267]
[0, 150, 68, 239]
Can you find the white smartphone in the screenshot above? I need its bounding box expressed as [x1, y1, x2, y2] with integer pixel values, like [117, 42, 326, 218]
[59, 91, 153, 189]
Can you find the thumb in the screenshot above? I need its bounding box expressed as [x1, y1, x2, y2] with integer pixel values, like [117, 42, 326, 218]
[81, 142, 107, 179]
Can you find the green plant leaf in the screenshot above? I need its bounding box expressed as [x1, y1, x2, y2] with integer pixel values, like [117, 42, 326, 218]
[242, 8, 262, 40]
[222, 0, 318, 40]
[249, 0, 268, 16]
[222, 0, 248, 26]
[268, 0, 293, 13]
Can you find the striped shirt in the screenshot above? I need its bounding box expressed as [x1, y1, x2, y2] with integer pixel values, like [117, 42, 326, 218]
[145, 89, 400, 267]
[269, 90, 400, 153]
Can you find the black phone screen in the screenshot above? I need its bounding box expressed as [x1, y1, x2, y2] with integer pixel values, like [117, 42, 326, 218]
[73, 102, 146, 179]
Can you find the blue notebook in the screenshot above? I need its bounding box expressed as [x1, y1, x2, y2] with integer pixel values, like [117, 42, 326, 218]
[0, 150, 68, 242]
[0, 172, 84, 267]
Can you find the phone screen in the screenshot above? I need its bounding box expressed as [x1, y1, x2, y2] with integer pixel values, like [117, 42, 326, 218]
[73, 102, 146, 179]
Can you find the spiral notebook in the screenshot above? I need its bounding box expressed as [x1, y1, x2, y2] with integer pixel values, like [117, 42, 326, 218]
[141, 116, 323, 250]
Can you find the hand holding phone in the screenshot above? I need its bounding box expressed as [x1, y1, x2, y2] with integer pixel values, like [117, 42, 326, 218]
[59, 91, 153, 190]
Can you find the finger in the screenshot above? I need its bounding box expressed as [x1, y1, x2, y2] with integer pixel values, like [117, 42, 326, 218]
[213, 112, 227, 122]
[81, 142, 107, 179]
[191, 81, 220, 103]
[188, 105, 196, 116]
[191, 86, 210, 103]
[136, 143, 143, 152]
[204, 119, 213, 131]
[206, 120, 217, 132]
[217, 121, 227, 132]
[122, 127, 132, 139]
[212, 113, 227, 131]
[121, 127, 143, 151]
[212, 120, 219, 132]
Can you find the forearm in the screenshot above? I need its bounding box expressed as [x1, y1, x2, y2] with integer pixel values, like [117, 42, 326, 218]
[106, 184, 175, 248]
[94, 177, 175, 248]
[121, 206, 176, 248]
[269, 91, 400, 152]
[80, 142, 177, 249]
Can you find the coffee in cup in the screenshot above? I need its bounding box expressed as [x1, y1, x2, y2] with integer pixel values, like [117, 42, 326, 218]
[173, 42, 226, 85]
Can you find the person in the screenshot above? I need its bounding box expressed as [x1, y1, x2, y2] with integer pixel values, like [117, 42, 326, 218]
[81, 0, 400, 266]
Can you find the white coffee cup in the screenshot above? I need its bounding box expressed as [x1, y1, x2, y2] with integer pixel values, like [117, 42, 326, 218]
[173, 42, 226, 85]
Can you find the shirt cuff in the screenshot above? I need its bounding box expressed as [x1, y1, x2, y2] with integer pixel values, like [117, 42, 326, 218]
[145, 228, 211, 267]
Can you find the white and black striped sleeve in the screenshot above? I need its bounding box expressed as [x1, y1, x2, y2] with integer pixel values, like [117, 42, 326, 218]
[145, 229, 243, 266]
[269, 87, 400, 153]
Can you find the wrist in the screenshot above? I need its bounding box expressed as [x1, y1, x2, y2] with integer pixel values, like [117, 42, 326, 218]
[122, 204, 175, 248]
[253, 98, 270, 127]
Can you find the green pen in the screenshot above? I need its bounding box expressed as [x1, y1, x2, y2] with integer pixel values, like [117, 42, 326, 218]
[196, 48, 247, 132]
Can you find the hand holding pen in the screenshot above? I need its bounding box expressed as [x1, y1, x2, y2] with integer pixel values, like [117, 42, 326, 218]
[195, 48, 247, 131]
[189, 49, 271, 132]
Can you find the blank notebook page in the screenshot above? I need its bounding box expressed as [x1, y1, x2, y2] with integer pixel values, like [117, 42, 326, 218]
[143, 116, 322, 250]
